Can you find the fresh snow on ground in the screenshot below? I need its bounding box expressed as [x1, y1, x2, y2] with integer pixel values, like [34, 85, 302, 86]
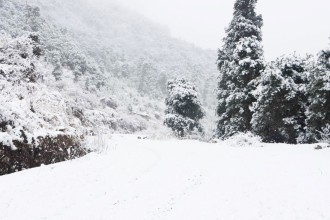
[1, 135, 330, 220]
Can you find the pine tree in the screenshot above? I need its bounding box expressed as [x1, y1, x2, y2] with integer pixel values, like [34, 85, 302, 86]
[305, 46, 330, 143]
[318, 48, 330, 70]
[28, 34, 42, 57]
[216, 0, 264, 138]
[138, 61, 153, 94]
[51, 50, 63, 81]
[137, 59, 164, 98]
[157, 73, 168, 95]
[25, 5, 42, 32]
[52, 65, 63, 81]
[164, 79, 204, 137]
[251, 55, 311, 144]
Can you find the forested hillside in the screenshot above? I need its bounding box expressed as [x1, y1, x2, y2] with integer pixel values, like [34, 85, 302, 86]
[0, 0, 217, 174]
[0, 0, 217, 100]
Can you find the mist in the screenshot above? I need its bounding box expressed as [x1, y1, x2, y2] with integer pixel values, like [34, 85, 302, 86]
[102, 0, 330, 60]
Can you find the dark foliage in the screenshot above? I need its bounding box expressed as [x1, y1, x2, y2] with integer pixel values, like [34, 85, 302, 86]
[164, 115, 203, 138]
[305, 49, 330, 142]
[252, 56, 311, 144]
[164, 79, 204, 137]
[0, 134, 88, 176]
[216, 0, 264, 138]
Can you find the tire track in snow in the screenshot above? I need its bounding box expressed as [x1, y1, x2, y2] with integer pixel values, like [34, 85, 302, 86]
[150, 173, 204, 219]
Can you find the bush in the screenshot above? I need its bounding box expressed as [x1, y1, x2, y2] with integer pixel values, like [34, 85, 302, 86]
[0, 32, 88, 175]
[223, 132, 263, 148]
[0, 134, 88, 175]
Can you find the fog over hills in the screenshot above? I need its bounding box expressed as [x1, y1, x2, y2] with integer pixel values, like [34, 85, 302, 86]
[0, 0, 218, 137]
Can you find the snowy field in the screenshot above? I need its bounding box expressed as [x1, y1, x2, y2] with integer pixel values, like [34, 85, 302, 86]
[1, 135, 330, 220]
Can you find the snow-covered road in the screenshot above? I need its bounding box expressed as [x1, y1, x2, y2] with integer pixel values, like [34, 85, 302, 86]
[1, 135, 330, 220]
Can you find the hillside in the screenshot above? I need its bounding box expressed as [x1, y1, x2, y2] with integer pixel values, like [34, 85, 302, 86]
[0, 0, 217, 136]
[0, 0, 220, 174]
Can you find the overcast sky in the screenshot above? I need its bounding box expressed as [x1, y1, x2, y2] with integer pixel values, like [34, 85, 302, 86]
[116, 0, 330, 60]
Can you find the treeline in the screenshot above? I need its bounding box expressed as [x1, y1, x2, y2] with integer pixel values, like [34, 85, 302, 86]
[164, 0, 330, 144]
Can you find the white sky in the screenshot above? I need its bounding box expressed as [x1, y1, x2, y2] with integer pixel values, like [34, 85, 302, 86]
[116, 0, 330, 60]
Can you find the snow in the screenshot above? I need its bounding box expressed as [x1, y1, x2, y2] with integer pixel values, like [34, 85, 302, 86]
[1, 135, 330, 220]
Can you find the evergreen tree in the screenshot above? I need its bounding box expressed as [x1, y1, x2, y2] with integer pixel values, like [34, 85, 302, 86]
[25, 5, 42, 32]
[251, 55, 311, 144]
[164, 79, 204, 137]
[137, 59, 164, 98]
[51, 50, 63, 81]
[305, 46, 330, 142]
[318, 48, 330, 70]
[138, 61, 153, 94]
[52, 64, 63, 81]
[73, 65, 82, 82]
[202, 78, 210, 106]
[216, 0, 264, 138]
[157, 73, 168, 95]
[28, 34, 42, 57]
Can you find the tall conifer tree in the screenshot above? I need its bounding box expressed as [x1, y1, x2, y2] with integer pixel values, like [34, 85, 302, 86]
[305, 46, 330, 142]
[216, 0, 264, 138]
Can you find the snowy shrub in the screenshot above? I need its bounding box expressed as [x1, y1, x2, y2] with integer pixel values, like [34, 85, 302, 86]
[0, 32, 42, 83]
[164, 79, 204, 138]
[0, 134, 87, 175]
[85, 127, 112, 153]
[318, 125, 330, 144]
[142, 124, 175, 140]
[100, 97, 118, 109]
[0, 33, 88, 175]
[0, 81, 88, 176]
[117, 116, 148, 133]
[223, 132, 263, 148]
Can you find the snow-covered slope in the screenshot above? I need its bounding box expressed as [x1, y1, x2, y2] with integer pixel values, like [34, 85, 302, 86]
[0, 0, 217, 136]
[1, 135, 330, 220]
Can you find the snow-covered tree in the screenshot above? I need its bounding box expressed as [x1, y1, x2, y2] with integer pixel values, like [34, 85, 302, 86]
[318, 48, 330, 70]
[164, 79, 204, 137]
[0, 32, 42, 83]
[50, 50, 63, 81]
[157, 73, 168, 95]
[25, 5, 43, 33]
[52, 65, 63, 81]
[216, 0, 264, 139]
[138, 60, 154, 94]
[251, 55, 311, 144]
[305, 46, 330, 143]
